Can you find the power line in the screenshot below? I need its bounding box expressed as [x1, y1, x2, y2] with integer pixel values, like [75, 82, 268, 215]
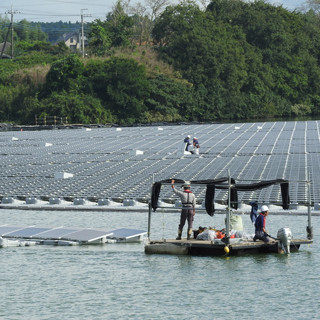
[1, 10, 104, 23]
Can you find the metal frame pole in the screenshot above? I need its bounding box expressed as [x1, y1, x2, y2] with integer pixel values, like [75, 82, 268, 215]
[147, 202, 151, 241]
[307, 173, 313, 240]
[226, 170, 231, 244]
[147, 175, 155, 242]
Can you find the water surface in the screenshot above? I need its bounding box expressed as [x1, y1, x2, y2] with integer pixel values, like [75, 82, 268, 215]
[0, 209, 318, 319]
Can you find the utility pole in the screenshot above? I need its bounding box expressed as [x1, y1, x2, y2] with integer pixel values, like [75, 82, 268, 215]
[6, 7, 19, 59]
[81, 9, 91, 58]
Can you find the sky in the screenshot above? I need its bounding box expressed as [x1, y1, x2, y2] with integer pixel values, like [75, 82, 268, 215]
[0, 0, 114, 23]
[0, 0, 309, 23]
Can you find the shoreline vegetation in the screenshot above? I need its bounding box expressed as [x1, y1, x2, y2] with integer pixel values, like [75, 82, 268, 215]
[1, 0, 320, 126]
[1, 116, 319, 132]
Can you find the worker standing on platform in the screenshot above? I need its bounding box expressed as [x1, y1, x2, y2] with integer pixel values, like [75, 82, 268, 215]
[171, 179, 196, 240]
[253, 205, 270, 242]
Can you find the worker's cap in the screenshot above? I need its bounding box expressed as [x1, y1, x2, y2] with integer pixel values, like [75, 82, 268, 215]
[193, 137, 197, 140]
[182, 181, 191, 188]
[260, 205, 269, 212]
[186, 135, 191, 138]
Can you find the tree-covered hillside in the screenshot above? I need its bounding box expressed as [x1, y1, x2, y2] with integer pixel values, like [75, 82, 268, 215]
[1, 0, 320, 125]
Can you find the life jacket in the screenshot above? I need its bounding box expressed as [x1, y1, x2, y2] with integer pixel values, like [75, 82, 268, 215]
[215, 231, 225, 239]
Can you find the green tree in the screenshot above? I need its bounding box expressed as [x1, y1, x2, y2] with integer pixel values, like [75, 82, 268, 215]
[88, 20, 112, 56]
[106, 0, 134, 47]
[83, 57, 149, 123]
[88, 0, 134, 55]
[44, 55, 84, 93]
[153, 0, 249, 119]
[207, 0, 320, 116]
[35, 91, 114, 124]
[143, 74, 194, 122]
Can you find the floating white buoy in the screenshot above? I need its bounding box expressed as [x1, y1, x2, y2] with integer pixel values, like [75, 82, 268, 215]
[314, 203, 320, 210]
[98, 199, 112, 206]
[123, 199, 137, 206]
[235, 126, 240, 130]
[12, 137, 19, 141]
[49, 197, 62, 205]
[116, 128, 122, 131]
[135, 150, 144, 155]
[45, 142, 53, 147]
[257, 126, 263, 130]
[1, 196, 15, 204]
[26, 197, 38, 204]
[158, 127, 163, 131]
[86, 128, 92, 131]
[73, 198, 88, 205]
[0, 237, 17, 248]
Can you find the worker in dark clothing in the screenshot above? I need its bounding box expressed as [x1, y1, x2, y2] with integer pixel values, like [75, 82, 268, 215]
[183, 135, 192, 152]
[171, 179, 196, 240]
[192, 137, 200, 155]
[253, 205, 270, 242]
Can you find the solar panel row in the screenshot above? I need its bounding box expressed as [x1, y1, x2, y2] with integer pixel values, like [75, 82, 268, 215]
[0, 121, 319, 206]
[0, 225, 146, 243]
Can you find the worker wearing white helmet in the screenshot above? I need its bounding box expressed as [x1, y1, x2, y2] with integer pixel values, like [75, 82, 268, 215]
[183, 135, 192, 152]
[253, 205, 270, 242]
[171, 179, 196, 240]
[192, 137, 200, 155]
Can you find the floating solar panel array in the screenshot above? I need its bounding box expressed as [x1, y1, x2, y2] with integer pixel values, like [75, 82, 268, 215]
[0, 121, 320, 207]
[0, 224, 147, 247]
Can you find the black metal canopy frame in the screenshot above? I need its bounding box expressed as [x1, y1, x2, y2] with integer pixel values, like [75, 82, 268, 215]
[151, 178, 290, 216]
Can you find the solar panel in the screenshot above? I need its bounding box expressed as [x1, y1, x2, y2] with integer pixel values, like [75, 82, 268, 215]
[61, 228, 113, 242]
[0, 225, 146, 243]
[5, 226, 51, 238]
[109, 228, 147, 239]
[1, 121, 320, 206]
[31, 227, 80, 239]
[0, 225, 25, 236]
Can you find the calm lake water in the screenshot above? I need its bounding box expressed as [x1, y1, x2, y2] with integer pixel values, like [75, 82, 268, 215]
[0, 208, 319, 320]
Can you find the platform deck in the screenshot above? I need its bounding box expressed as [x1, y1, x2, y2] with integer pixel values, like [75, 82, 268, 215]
[145, 238, 313, 256]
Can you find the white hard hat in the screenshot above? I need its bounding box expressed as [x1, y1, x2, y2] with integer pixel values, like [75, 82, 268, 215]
[261, 205, 269, 212]
[187, 135, 191, 138]
[182, 181, 191, 188]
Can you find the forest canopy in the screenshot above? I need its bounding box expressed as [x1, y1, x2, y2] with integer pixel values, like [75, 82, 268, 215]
[1, 0, 320, 125]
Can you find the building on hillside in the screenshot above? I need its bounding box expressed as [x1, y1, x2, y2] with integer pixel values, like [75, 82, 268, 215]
[58, 33, 88, 53]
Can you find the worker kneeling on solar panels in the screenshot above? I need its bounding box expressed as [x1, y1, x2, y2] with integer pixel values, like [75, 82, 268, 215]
[192, 137, 200, 155]
[171, 179, 196, 240]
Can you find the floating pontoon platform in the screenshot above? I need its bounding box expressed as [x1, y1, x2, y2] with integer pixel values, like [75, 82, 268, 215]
[145, 238, 313, 256]
[146, 176, 314, 256]
[0, 225, 146, 248]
